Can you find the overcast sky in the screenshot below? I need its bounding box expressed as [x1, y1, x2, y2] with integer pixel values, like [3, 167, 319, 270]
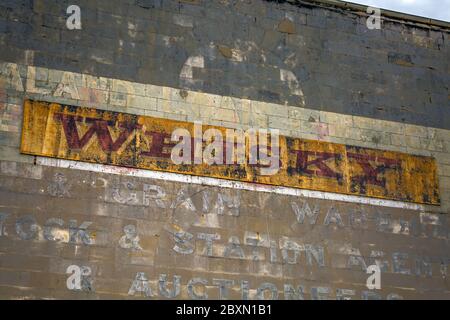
[347, 0, 450, 21]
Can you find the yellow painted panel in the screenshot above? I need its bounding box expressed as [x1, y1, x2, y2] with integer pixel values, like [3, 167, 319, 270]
[20, 100, 440, 205]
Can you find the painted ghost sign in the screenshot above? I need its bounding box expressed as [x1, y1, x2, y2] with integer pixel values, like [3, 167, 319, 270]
[20, 100, 440, 204]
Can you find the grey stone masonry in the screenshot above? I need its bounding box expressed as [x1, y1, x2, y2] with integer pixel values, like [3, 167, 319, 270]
[0, 0, 448, 128]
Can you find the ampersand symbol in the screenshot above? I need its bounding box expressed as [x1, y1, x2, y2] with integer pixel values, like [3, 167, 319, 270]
[119, 225, 142, 251]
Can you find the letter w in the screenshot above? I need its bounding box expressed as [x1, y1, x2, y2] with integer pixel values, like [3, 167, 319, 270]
[291, 201, 319, 225]
[55, 113, 138, 152]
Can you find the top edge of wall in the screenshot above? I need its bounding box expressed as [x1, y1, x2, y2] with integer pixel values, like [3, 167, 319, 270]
[279, 0, 450, 31]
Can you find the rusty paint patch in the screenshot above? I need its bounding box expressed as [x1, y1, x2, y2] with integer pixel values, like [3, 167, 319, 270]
[20, 100, 440, 205]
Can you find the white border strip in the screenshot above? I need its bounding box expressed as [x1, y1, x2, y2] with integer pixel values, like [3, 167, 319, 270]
[36, 157, 426, 211]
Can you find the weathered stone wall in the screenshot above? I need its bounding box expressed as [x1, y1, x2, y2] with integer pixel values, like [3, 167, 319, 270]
[0, 0, 449, 299]
[1, 0, 449, 128]
[0, 160, 448, 299]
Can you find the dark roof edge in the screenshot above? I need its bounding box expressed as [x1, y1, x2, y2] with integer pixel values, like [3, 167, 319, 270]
[286, 0, 450, 31]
